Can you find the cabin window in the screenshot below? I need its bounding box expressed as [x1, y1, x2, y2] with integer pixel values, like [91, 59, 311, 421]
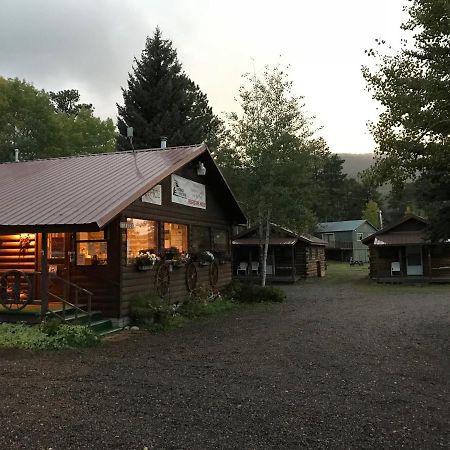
[357, 233, 364, 241]
[48, 233, 66, 259]
[212, 229, 229, 254]
[76, 231, 107, 266]
[126, 218, 158, 264]
[164, 223, 188, 253]
[190, 226, 211, 253]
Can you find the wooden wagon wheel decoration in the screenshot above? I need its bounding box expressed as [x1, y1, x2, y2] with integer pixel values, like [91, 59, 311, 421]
[154, 263, 170, 299]
[209, 260, 219, 287]
[185, 261, 198, 292]
[0, 270, 32, 311]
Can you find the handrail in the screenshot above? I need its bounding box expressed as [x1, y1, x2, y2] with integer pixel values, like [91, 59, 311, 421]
[49, 273, 94, 296]
[48, 291, 91, 324]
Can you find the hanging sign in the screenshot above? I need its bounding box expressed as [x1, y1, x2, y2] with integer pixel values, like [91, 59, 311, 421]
[120, 222, 134, 229]
[142, 184, 162, 205]
[171, 174, 206, 209]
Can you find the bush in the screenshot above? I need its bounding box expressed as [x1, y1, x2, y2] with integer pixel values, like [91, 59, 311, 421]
[223, 281, 286, 303]
[0, 323, 99, 350]
[129, 291, 169, 326]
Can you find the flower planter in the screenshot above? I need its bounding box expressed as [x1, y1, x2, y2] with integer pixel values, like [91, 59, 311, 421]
[137, 265, 155, 271]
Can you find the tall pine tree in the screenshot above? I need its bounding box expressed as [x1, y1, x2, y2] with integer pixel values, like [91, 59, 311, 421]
[117, 28, 221, 150]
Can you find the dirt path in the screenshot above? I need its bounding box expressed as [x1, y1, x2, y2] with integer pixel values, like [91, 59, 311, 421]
[1, 278, 449, 449]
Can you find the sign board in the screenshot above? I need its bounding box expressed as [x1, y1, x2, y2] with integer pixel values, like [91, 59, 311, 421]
[171, 174, 206, 209]
[142, 184, 162, 205]
[120, 222, 134, 229]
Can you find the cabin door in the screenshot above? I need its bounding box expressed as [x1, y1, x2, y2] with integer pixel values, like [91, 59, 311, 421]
[406, 246, 423, 276]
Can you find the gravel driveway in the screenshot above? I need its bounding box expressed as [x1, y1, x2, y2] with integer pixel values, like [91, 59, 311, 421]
[1, 277, 449, 449]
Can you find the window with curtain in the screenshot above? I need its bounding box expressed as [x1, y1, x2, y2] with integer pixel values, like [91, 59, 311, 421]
[163, 223, 188, 253]
[126, 218, 158, 264]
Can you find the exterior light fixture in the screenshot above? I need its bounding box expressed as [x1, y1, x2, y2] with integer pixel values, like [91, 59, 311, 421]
[197, 161, 206, 176]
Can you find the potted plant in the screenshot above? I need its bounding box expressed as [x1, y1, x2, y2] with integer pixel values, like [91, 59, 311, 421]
[163, 246, 180, 261]
[198, 250, 214, 266]
[172, 253, 190, 269]
[136, 251, 160, 270]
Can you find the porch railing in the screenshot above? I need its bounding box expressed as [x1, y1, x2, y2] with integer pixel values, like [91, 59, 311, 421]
[47, 274, 93, 324]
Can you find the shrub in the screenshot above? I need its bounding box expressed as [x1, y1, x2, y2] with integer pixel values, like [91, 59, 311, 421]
[222, 280, 286, 303]
[0, 323, 99, 350]
[39, 318, 62, 336]
[129, 291, 177, 327]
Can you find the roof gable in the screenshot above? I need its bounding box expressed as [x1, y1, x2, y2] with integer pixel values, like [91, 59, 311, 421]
[0, 144, 246, 229]
[362, 214, 429, 245]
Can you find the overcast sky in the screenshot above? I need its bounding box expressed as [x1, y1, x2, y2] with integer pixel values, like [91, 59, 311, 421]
[0, 0, 408, 154]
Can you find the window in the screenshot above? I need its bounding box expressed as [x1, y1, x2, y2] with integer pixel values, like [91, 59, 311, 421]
[212, 229, 229, 254]
[322, 233, 335, 244]
[164, 223, 188, 253]
[357, 233, 364, 241]
[190, 226, 210, 253]
[48, 233, 65, 259]
[126, 218, 158, 264]
[76, 231, 107, 266]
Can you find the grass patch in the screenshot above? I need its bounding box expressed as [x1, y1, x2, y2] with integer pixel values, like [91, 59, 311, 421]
[325, 261, 450, 294]
[0, 321, 99, 350]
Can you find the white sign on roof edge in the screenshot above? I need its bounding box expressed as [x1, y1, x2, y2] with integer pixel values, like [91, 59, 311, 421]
[142, 185, 162, 205]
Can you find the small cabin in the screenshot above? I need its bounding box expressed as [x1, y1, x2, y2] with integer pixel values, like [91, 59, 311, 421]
[362, 214, 450, 283]
[0, 144, 246, 324]
[232, 224, 326, 282]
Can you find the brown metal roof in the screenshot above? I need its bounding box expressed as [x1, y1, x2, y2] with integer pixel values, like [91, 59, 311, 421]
[232, 237, 298, 246]
[373, 231, 427, 246]
[0, 144, 244, 229]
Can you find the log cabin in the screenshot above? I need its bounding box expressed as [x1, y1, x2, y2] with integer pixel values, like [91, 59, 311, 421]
[232, 223, 326, 282]
[0, 143, 246, 325]
[362, 214, 450, 283]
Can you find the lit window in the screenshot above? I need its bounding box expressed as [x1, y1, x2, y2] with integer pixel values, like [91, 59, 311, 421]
[76, 231, 107, 266]
[164, 223, 188, 253]
[48, 233, 65, 259]
[126, 218, 158, 264]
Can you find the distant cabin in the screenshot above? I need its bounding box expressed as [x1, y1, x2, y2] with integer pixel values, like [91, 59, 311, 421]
[232, 223, 326, 282]
[362, 214, 450, 283]
[315, 219, 378, 263]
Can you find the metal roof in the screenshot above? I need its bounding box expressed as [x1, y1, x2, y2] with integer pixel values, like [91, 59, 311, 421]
[316, 220, 371, 233]
[232, 237, 298, 246]
[0, 144, 245, 229]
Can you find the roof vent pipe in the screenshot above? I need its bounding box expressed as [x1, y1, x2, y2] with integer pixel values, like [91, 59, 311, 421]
[160, 137, 167, 149]
[14, 149, 19, 162]
[378, 209, 384, 229]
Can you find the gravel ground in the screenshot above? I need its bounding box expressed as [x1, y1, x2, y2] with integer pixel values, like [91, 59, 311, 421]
[1, 277, 449, 449]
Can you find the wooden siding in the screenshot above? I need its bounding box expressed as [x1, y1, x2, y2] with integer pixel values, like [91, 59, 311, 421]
[0, 234, 37, 272]
[118, 164, 235, 318]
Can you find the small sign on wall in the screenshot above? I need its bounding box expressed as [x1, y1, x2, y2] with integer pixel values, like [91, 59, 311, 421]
[142, 185, 162, 205]
[171, 174, 206, 209]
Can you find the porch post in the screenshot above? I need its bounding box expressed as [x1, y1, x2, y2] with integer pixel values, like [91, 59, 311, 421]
[427, 245, 432, 282]
[40, 232, 49, 320]
[291, 245, 295, 282]
[398, 247, 402, 277]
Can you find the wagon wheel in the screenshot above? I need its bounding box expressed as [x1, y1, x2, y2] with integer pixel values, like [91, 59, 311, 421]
[0, 270, 32, 311]
[185, 261, 198, 292]
[209, 260, 219, 287]
[154, 263, 170, 299]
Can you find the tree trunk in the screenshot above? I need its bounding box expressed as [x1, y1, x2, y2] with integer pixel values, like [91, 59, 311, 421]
[260, 210, 271, 287]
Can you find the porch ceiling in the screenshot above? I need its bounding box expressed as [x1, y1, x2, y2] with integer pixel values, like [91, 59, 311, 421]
[374, 231, 427, 246]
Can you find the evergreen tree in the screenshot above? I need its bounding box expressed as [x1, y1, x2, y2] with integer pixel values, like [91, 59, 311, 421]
[117, 28, 221, 150]
[362, 0, 450, 239]
[362, 200, 380, 228]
